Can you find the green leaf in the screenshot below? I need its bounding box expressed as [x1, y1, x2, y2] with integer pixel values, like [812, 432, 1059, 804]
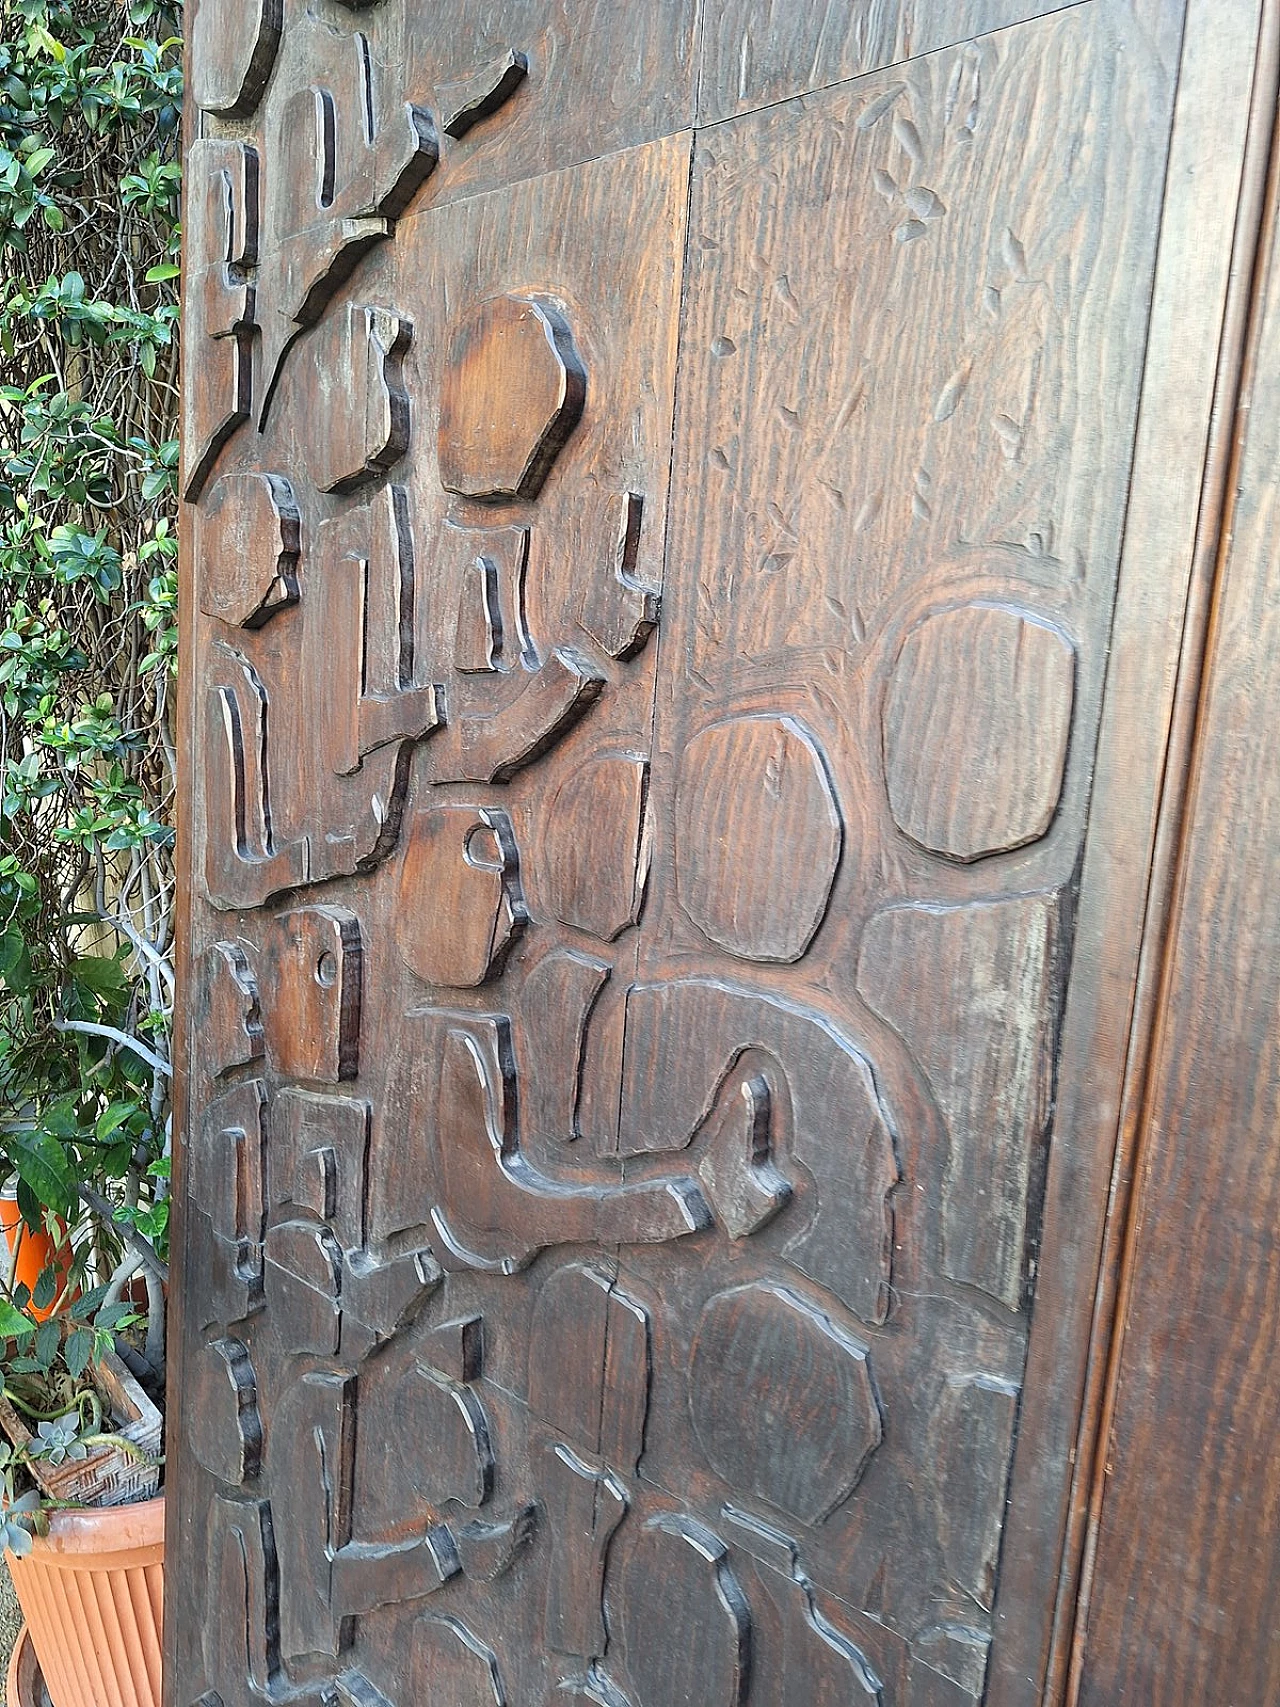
[33, 1317, 59, 1369]
[143, 263, 180, 282]
[31, 1265, 57, 1310]
[70, 953, 126, 999]
[95, 1100, 136, 1142]
[0, 1301, 35, 1342]
[63, 1326, 93, 1379]
[13, 1131, 75, 1218]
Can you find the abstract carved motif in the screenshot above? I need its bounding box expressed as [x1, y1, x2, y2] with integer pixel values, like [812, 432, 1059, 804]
[883, 604, 1076, 863]
[395, 806, 527, 987]
[543, 754, 649, 941]
[177, 4, 1181, 1702]
[184, 139, 258, 500]
[190, 0, 281, 119]
[688, 1284, 881, 1526]
[614, 1515, 752, 1707]
[675, 716, 842, 963]
[197, 472, 300, 629]
[438, 294, 587, 501]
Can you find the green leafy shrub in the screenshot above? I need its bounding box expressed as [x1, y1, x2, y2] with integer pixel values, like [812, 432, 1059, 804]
[0, 0, 181, 1434]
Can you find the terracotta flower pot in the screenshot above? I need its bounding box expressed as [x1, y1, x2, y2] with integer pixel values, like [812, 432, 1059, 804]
[6, 1624, 43, 1707]
[5, 1494, 164, 1707]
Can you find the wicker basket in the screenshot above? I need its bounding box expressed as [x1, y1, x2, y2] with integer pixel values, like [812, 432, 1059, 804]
[0, 1350, 161, 1507]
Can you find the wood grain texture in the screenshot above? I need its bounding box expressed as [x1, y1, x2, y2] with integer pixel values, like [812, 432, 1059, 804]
[1072, 81, 1280, 1705]
[988, 5, 1273, 1698]
[438, 294, 586, 502]
[883, 605, 1074, 863]
[171, 0, 1211, 1701]
[697, 0, 1077, 122]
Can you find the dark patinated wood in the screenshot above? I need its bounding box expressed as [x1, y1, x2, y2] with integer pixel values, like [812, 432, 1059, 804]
[1068, 44, 1280, 1700]
[171, 1, 1263, 1703]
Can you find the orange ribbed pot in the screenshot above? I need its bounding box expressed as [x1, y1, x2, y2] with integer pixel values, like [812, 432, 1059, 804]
[5, 1494, 164, 1707]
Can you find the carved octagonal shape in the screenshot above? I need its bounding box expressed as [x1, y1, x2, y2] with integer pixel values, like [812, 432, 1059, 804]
[438, 293, 587, 502]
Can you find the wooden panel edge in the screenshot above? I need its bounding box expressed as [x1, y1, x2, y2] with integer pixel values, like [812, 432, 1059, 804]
[985, 2, 1271, 1702]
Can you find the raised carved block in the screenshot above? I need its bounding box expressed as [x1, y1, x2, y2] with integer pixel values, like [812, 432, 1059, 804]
[544, 753, 649, 941]
[675, 716, 842, 963]
[197, 472, 300, 630]
[689, 1283, 881, 1525]
[395, 806, 526, 987]
[439, 49, 528, 139]
[438, 294, 586, 501]
[184, 139, 258, 499]
[883, 603, 1075, 863]
[189, 1336, 262, 1487]
[198, 940, 263, 1079]
[409, 1616, 507, 1707]
[615, 1514, 751, 1707]
[262, 906, 363, 1082]
[190, 0, 281, 117]
[303, 305, 413, 495]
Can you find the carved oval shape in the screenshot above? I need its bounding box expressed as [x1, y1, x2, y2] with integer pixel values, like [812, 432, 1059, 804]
[438, 294, 586, 501]
[689, 1283, 881, 1525]
[883, 603, 1075, 862]
[675, 715, 841, 963]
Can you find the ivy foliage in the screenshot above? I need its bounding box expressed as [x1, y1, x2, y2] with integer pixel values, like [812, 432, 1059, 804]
[0, 0, 181, 1353]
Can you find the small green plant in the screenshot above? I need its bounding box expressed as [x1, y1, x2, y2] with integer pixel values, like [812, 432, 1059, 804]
[0, 1257, 154, 1542]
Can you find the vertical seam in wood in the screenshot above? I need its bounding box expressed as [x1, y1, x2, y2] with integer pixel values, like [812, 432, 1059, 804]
[1058, 5, 1280, 1701]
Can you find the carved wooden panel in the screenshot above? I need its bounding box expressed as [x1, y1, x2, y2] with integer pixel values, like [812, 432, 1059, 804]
[175, 2, 1193, 1704]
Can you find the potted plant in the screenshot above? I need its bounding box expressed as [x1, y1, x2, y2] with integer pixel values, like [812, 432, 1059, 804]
[0, 1213, 166, 1707]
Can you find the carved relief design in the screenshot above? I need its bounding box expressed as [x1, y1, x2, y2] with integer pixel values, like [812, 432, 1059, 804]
[439, 50, 529, 140]
[615, 981, 900, 1325]
[190, 0, 281, 119]
[395, 806, 527, 987]
[184, 139, 258, 500]
[176, 9, 1163, 1698]
[198, 472, 300, 629]
[543, 753, 649, 941]
[438, 294, 587, 501]
[688, 1284, 882, 1526]
[198, 941, 263, 1079]
[858, 894, 1063, 1311]
[301, 305, 413, 496]
[675, 716, 842, 963]
[723, 1508, 884, 1704]
[189, 1337, 263, 1487]
[409, 1616, 507, 1706]
[189, 1079, 266, 1331]
[260, 906, 362, 1083]
[883, 604, 1075, 863]
[615, 1515, 752, 1707]
[383, 1008, 711, 1271]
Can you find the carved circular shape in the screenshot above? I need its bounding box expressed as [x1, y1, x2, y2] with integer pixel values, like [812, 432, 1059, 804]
[438, 294, 586, 502]
[883, 602, 1075, 863]
[396, 806, 527, 987]
[688, 1283, 881, 1525]
[675, 715, 842, 963]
